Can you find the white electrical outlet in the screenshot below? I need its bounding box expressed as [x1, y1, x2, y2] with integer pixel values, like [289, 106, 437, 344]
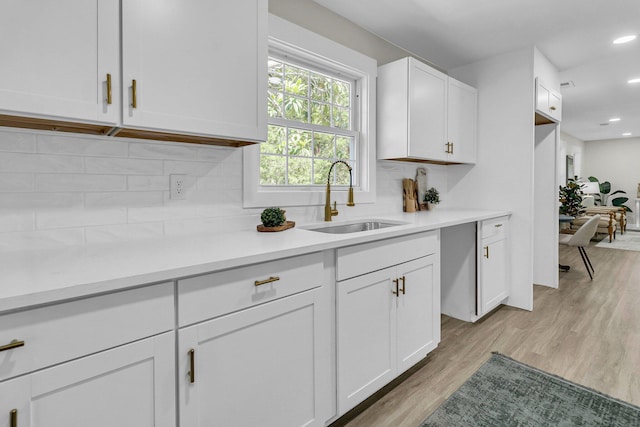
[170, 174, 187, 200]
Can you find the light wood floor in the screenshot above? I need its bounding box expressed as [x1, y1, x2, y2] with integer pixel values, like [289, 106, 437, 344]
[337, 241, 640, 427]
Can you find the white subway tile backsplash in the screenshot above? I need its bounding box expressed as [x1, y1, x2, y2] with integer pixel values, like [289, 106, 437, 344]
[0, 228, 85, 252]
[129, 141, 199, 160]
[0, 129, 36, 152]
[36, 208, 127, 229]
[0, 152, 83, 173]
[37, 133, 128, 157]
[35, 174, 126, 192]
[196, 146, 238, 162]
[127, 205, 201, 223]
[0, 174, 34, 192]
[85, 157, 163, 175]
[85, 191, 164, 208]
[0, 193, 83, 209]
[127, 175, 169, 191]
[164, 160, 222, 176]
[0, 212, 35, 232]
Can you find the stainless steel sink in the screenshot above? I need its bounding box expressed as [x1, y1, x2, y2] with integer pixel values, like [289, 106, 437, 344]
[304, 220, 405, 234]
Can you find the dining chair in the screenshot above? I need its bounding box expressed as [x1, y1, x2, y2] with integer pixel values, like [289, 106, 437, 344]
[559, 214, 600, 280]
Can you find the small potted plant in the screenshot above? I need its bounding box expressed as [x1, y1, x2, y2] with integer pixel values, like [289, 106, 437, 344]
[424, 187, 440, 211]
[257, 207, 295, 232]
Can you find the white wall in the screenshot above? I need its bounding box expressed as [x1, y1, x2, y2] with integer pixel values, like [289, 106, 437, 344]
[582, 137, 640, 208]
[532, 48, 560, 288]
[448, 47, 535, 311]
[559, 132, 585, 184]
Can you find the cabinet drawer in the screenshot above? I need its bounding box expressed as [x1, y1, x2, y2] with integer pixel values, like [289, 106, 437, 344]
[337, 231, 439, 281]
[178, 253, 324, 327]
[480, 216, 509, 240]
[0, 282, 174, 382]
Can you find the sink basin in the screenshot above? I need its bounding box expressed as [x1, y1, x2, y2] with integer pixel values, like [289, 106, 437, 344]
[304, 220, 406, 234]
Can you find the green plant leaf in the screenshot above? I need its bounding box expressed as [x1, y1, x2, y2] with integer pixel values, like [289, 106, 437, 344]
[610, 190, 627, 196]
[600, 181, 611, 194]
[587, 176, 599, 183]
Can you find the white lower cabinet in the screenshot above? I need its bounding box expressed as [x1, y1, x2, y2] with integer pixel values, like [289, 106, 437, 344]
[479, 217, 509, 315]
[0, 333, 175, 427]
[177, 253, 332, 427]
[336, 232, 440, 415]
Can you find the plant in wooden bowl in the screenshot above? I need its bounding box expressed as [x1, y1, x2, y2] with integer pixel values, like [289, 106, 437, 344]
[424, 187, 440, 210]
[257, 207, 295, 232]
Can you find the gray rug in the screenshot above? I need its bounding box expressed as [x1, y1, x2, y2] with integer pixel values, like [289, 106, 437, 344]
[420, 353, 640, 426]
[595, 230, 640, 252]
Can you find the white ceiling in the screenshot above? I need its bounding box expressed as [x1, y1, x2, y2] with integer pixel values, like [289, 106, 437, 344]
[313, 0, 640, 141]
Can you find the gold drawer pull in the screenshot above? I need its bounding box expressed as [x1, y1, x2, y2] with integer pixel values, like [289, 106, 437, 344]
[400, 276, 406, 295]
[0, 340, 24, 352]
[392, 278, 399, 296]
[106, 73, 112, 105]
[10, 409, 17, 427]
[484, 246, 489, 258]
[549, 106, 557, 111]
[255, 276, 280, 286]
[495, 223, 503, 228]
[131, 79, 138, 108]
[188, 349, 195, 384]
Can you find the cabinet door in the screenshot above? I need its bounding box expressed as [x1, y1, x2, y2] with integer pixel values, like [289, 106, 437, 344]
[408, 59, 448, 161]
[179, 288, 331, 427]
[0, 0, 119, 124]
[480, 237, 509, 315]
[0, 376, 30, 427]
[122, 0, 267, 142]
[549, 91, 562, 122]
[447, 78, 477, 164]
[0, 333, 175, 427]
[396, 255, 440, 374]
[337, 267, 396, 414]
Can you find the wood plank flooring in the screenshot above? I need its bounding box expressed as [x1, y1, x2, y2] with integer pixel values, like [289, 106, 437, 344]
[335, 241, 640, 427]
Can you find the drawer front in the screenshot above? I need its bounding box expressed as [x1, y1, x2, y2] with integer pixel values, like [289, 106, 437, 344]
[178, 253, 324, 327]
[337, 231, 439, 281]
[0, 282, 174, 382]
[481, 216, 509, 240]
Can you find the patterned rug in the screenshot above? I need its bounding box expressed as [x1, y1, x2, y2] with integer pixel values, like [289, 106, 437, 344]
[420, 353, 640, 426]
[594, 230, 640, 251]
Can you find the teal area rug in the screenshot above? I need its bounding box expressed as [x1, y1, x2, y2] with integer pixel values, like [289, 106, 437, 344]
[421, 353, 640, 426]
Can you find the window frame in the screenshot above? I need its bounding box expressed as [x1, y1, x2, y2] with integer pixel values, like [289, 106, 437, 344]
[243, 14, 377, 208]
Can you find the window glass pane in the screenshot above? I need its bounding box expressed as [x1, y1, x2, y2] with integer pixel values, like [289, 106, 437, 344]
[284, 95, 309, 122]
[314, 132, 335, 158]
[260, 155, 286, 185]
[310, 72, 331, 102]
[333, 106, 350, 129]
[288, 157, 312, 185]
[335, 136, 352, 160]
[284, 64, 308, 96]
[310, 102, 330, 126]
[313, 159, 332, 185]
[333, 81, 350, 107]
[261, 125, 287, 155]
[287, 128, 312, 157]
[268, 60, 283, 91]
[267, 91, 283, 118]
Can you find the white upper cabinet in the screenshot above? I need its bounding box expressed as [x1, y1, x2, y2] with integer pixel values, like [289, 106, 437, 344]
[121, 0, 267, 143]
[0, 0, 267, 146]
[0, 0, 120, 128]
[378, 57, 477, 164]
[535, 77, 562, 124]
[447, 78, 478, 164]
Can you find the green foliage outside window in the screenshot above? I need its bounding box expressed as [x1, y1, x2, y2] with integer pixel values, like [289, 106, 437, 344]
[263, 58, 356, 186]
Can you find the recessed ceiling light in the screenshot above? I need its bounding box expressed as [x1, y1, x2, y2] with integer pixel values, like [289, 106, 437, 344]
[609, 117, 621, 122]
[628, 78, 640, 84]
[623, 132, 632, 136]
[613, 35, 637, 44]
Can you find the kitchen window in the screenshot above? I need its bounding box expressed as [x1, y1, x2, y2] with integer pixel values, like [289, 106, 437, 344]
[243, 15, 376, 208]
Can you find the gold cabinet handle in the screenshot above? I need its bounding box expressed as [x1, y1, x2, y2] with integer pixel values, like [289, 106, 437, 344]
[450, 142, 454, 155]
[10, 409, 17, 427]
[549, 106, 557, 111]
[188, 349, 195, 384]
[0, 340, 24, 352]
[131, 79, 138, 108]
[392, 278, 399, 296]
[106, 73, 112, 105]
[484, 246, 489, 258]
[495, 223, 503, 228]
[400, 276, 406, 295]
[255, 276, 280, 286]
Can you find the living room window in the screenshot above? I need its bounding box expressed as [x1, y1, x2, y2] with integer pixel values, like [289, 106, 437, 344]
[243, 15, 377, 208]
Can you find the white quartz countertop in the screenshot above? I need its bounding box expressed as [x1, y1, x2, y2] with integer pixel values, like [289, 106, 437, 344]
[0, 208, 509, 313]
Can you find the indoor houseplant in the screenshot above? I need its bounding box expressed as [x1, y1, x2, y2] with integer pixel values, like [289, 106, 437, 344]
[424, 187, 440, 210]
[559, 180, 584, 217]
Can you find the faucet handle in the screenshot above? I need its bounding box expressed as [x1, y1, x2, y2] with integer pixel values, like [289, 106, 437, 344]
[332, 201, 338, 216]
